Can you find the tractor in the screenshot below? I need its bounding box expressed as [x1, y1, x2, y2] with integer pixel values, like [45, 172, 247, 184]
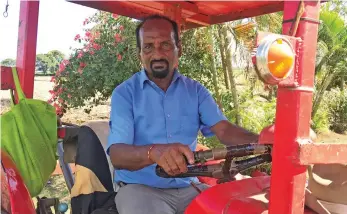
[1, 1, 347, 214]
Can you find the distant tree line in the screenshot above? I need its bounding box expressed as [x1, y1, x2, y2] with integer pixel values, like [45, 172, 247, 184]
[1, 50, 65, 75]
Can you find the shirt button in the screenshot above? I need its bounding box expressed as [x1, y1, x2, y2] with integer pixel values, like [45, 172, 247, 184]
[167, 114, 170, 118]
[168, 134, 172, 138]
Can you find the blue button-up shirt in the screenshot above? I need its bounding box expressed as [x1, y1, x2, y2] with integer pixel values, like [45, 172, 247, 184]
[106, 69, 227, 188]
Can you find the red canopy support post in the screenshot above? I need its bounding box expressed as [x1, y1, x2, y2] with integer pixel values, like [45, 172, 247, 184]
[15, 0, 40, 99]
[268, 1, 321, 214]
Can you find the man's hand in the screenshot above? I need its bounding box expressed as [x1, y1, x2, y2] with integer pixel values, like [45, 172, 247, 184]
[149, 143, 195, 176]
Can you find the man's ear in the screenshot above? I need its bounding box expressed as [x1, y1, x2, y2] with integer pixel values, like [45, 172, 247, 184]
[137, 47, 141, 59]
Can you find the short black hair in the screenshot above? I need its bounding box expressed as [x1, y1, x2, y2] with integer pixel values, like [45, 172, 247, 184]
[135, 14, 180, 50]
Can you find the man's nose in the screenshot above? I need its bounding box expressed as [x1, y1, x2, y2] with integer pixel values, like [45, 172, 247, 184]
[151, 45, 166, 57]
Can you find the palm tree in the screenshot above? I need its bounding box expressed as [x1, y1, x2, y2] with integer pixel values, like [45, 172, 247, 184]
[311, 9, 347, 118]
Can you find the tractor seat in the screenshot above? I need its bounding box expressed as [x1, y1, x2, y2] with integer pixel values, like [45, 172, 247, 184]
[62, 120, 119, 192]
[80, 120, 119, 191]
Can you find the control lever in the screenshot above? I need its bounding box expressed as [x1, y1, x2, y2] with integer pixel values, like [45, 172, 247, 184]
[156, 154, 272, 180]
[192, 144, 271, 164]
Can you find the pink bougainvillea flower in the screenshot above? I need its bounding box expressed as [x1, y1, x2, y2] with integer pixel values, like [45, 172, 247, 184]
[83, 18, 89, 26]
[89, 50, 95, 55]
[95, 31, 100, 38]
[83, 43, 90, 52]
[58, 63, 66, 73]
[119, 25, 124, 31]
[47, 98, 53, 104]
[50, 76, 56, 82]
[68, 94, 72, 98]
[57, 60, 69, 74]
[85, 31, 92, 38]
[74, 34, 80, 41]
[78, 62, 86, 74]
[112, 14, 119, 19]
[80, 62, 86, 68]
[78, 68, 83, 74]
[117, 54, 122, 61]
[54, 86, 63, 95]
[58, 98, 64, 104]
[114, 33, 122, 43]
[77, 51, 84, 59]
[93, 43, 102, 50]
[53, 103, 63, 115]
[62, 59, 70, 65]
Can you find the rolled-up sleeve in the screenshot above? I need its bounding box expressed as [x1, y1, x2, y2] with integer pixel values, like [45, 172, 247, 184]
[106, 84, 134, 155]
[198, 84, 227, 137]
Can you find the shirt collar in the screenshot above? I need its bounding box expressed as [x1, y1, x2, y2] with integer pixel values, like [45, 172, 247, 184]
[140, 68, 181, 89]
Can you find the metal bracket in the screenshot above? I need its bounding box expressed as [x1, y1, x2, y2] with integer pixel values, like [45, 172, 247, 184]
[283, 17, 321, 25]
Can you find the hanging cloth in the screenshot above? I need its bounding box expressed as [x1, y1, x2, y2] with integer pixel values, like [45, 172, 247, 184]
[1, 67, 58, 197]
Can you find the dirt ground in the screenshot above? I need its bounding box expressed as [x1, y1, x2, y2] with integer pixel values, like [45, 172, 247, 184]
[1, 76, 346, 212]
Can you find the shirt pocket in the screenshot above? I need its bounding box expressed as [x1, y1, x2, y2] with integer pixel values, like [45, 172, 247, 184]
[180, 115, 200, 137]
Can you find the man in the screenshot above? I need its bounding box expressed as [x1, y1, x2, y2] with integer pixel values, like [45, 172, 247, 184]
[106, 15, 260, 214]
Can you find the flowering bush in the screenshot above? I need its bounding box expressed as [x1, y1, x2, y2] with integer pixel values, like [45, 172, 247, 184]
[49, 11, 218, 117]
[49, 12, 140, 115]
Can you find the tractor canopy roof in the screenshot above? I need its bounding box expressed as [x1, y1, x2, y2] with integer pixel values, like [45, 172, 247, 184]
[68, 1, 285, 29]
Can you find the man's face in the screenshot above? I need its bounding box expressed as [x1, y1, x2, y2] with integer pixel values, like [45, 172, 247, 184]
[138, 19, 180, 79]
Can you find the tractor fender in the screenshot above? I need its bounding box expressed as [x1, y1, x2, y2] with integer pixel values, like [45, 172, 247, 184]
[1, 150, 36, 214]
[186, 175, 318, 214]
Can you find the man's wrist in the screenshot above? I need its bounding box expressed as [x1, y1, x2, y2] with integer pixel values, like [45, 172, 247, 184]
[147, 144, 156, 163]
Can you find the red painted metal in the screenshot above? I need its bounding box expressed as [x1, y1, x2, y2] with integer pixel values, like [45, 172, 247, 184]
[1, 164, 11, 213]
[209, 2, 283, 25]
[186, 176, 272, 214]
[0, 66, 14, 90]
[69, 1, 284, 29]
[268, 1, 321, 214]
[15, 0, 40, 99]
[1, 150, 36, 214]
[297, 142, 347, 164]
[58, 127, 66, 139]
[187, 176, 318, 214]
[5, 0, 330, 213]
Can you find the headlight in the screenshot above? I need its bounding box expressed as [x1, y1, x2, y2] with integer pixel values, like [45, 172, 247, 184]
[255, 35, 295, 85]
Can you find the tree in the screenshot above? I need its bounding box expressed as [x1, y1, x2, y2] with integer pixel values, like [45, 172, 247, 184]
[1, 58, 16, 66]
[35, 50, 65, 74]
[46, 50, 65, 73]
[312, 9, 347, 118]
[50, 12, 140, 115]
[36, 54, 50, 74]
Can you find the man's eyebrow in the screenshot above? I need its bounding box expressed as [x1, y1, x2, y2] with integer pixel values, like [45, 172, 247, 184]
[143, 39, 172, 43]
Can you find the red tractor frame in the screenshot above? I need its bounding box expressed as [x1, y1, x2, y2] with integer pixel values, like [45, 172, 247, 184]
[1, 1, 347, 214]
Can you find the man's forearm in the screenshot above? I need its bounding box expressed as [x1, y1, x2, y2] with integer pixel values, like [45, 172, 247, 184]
[109, 144, 154, 171]
[219, 124, 259, 146]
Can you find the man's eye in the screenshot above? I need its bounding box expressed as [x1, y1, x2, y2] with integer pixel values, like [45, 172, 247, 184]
[144, 44, 152, 49]
[162, 42, 172, 49]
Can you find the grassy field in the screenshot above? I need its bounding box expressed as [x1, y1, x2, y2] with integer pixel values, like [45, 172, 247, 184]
[1, 76, 346, 212]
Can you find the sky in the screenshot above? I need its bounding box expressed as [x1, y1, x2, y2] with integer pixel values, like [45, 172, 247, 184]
[0, 0, 97, 61]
